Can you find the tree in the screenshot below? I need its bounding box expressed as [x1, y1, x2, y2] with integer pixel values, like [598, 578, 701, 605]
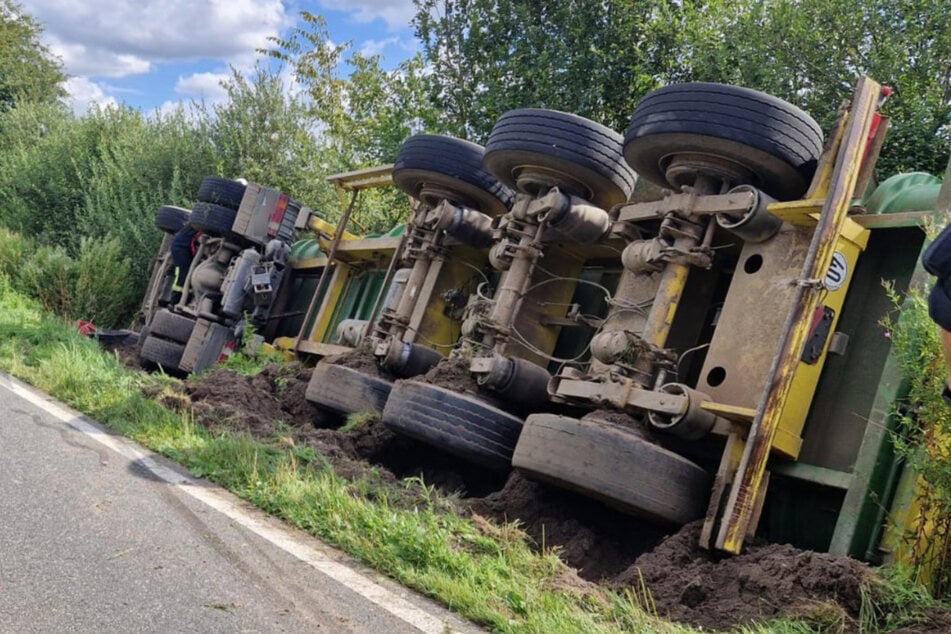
[263, 12, 442, 230]
[0, 0, 66, 110]
[413, 0, 951, 176]
[265, 12, 441, 165]
[673, 0, 951, 176]
[210, 64, 334, 211]
[413, 0, 683, 140]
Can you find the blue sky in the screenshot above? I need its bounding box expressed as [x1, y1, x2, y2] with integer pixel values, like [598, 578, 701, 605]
[20, 0, 420, 114]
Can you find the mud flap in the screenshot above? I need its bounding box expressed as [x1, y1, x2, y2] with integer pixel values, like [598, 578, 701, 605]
[180, 319, 236, 374]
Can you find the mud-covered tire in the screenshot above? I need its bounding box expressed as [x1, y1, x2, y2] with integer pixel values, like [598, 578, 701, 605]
[513, 414, 710, 525]
[624, 83, 823, 201]
[305, 363, 393, 415]
[383, 381, 523, 471]
[190, 201, 237, 236]
[148, 309, 196, 344]
[140, 336, 185, 371]
[393, 135, 514, 216]
[197, 177, 246, 210]
[155, 205, 191, 234]
[484, 109, 636, 210]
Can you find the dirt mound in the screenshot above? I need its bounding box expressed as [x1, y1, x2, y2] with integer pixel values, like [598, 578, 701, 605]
[612, 521, 872, 631]
[419, 356, 481, 393]
[469, 472, 666, 581]
[185, 363, 337, 437]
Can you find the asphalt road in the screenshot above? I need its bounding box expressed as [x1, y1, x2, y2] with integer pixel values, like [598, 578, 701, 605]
[0, 373, 480, 633]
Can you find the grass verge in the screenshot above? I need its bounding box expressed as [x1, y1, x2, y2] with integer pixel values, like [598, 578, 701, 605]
[0, 277, 938, 633]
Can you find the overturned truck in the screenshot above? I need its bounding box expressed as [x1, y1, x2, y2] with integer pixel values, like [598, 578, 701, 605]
[136, 75, 947, 570]
[331, 76, 942, 565]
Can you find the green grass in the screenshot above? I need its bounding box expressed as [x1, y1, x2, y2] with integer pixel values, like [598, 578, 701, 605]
[0, 276, 939, 634]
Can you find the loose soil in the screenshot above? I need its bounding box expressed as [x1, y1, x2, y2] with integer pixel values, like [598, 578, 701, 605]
[614, 521, 872, 630]
[321, 349, 386, 376]
[142, 361, 947, 633]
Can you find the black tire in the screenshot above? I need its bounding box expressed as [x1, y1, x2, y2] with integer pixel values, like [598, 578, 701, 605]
[305, 363, 393, 415]
[140, 336, 185, 371]
[190, 201, 237, 236]
[383, 381, 523, 471]
[148, 309, 196, 344]
[624, 83, 824, 201]
[393, 134, 514, 216]
[155, 205, 191, 234]
[197, 177, 246, 210]
[484, 109, 636, 210]
[513, 414, 710, 525]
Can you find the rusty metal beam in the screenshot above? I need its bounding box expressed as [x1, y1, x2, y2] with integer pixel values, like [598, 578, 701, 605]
[714, 76, 883, 554]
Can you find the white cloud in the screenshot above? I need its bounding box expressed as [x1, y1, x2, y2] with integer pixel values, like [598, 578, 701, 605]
[317, 0, 416, 30]
[22, 0, 291, 78]
[63, 76, 118, 115]
[175, 72, 231, 101]
[46, 36, 151, 78]
[359, 37, 399, 58]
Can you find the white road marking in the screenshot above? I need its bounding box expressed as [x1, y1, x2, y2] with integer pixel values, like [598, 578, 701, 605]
[0, 373, 458, 634]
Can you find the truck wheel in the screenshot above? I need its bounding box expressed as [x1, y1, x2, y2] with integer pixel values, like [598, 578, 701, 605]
[624, 83, 823, 201]
[393, 134, 514, 216]
[140, 336, 185, 372]
[154, 206, 191, 234]
[197, 177, 246, 210]
[382, 381, 522, 471]
[305, 363, 393, 415]
[484, 109, 636, 210]
[148, 309, 197, 344]
[513, 413, 711, 525]
[190, 202, 237, 236]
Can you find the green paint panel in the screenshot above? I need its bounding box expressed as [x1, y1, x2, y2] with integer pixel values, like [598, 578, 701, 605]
[865, 172, 940, 214]
[323, 270, 388, 342]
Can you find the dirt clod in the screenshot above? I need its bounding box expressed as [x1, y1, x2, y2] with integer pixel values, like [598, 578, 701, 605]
[419, 356, 481, 393]
[612, 521, 873, 631]
[321, 350, 386, 376]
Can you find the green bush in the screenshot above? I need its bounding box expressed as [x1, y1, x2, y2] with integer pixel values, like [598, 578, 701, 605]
[0, 225, 30, 280]
[9, 233, 135, 327]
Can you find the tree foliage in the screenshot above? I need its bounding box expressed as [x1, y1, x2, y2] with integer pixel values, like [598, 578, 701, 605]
[413, 0, 951, 175]
[413, 0, 681, 140]
[265, 12, 441, 166]
[264, 12, 440, 230]
[0, 0, 65, 110]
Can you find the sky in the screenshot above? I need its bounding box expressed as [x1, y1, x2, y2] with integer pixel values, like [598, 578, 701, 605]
[20, 0, 421, 115]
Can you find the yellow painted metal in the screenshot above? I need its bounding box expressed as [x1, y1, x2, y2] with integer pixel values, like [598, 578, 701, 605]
[504, 245, 587, 368]
[701, 402, 755, 424]
[273, 337, 351, 357]
[309, 215, 360, 248]
[768, 199, 827, 225]
[715, 77, 883, 554]
[259, 342, 296, 361]
[405, 245, 487, 353]
[308, 264, 350, 344]
[326, 165, 395, 216]
[772, 226, 869, 460]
